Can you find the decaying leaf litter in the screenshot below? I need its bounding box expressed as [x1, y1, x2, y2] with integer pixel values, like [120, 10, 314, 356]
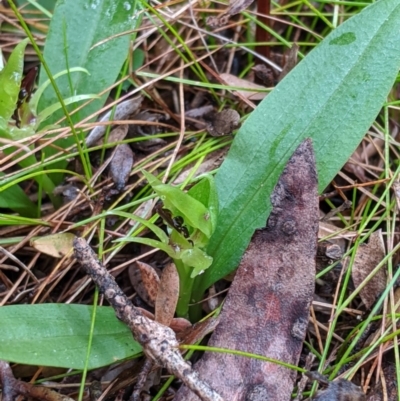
[1, 0, 400, 400]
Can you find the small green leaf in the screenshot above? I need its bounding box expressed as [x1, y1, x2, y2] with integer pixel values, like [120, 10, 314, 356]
[198, 0, 400, 293]
[180, 247, 213, 278]
[143, 170, 213, 238]
[188, 175, 218, 233]
[0, 304, 141, 369]
[0, 38, 29, 122]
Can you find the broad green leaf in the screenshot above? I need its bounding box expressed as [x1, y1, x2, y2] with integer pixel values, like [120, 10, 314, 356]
[198, 0, 400, 293]
[38, 0, 137, 125]
[37, 0, 138, 181]
[0, 38, 28, 122]
[143, 170, 213, 238]
[0, 304, 141, 369]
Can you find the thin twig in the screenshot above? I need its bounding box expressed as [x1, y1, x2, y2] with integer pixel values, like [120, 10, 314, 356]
[73, 237, 224, 401]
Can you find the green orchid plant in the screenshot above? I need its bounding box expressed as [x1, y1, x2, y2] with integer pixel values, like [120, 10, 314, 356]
[117, 170, 218, 318]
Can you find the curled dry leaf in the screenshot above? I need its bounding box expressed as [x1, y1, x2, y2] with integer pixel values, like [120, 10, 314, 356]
[177, 316, 220, 345]
[30, 233, 75, 258]
[206, 109, 241, 137]
[128, 261, 160, 307]
[155, 263, 179, 327]
[109, 143, 134, 191]
[170, 317, 192, 333]
[311, 380, 365, 401]
[220, 73, 268, 100]
[94, 124, 128, 147]
[86, 96, 142, 146]
[351, 230, 386, 309]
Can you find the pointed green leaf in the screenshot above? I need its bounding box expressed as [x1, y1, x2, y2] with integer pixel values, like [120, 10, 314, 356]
[0, 38, 29, 122]
[142, 170, 213, 238]
[188, 175, 218, 233]
[199, 0, 400, 292]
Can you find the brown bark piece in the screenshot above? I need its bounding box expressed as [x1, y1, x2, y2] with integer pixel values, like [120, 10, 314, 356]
[176, 139, 319, 401]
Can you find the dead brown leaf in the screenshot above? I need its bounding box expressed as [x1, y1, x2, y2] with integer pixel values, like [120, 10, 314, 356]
[109, 143, 134, 191]
[206, 109, 241, 137]
[30, 233, 75, 258]
[86, 96, 142, 147]
[155, 262, 179, 327]
[352, 230, 386, 309]
[128, 261, 160, 307]
[306, 372, 365, 401]
[220, 73, 268, 100]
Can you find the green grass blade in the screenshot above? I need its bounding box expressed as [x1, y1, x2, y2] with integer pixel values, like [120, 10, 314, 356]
[199, 0, 400, 293]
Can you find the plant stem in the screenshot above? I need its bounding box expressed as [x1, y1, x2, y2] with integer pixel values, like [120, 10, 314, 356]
[174, 259, 194, 319]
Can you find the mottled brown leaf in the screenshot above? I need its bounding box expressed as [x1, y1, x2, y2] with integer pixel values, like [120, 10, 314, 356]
[352, 230, 386, 309]
[109, 144, 134, 191]
[155, 263, 179, 327]
[128, 261, 160, 307]
[175, 139, 319, 401]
